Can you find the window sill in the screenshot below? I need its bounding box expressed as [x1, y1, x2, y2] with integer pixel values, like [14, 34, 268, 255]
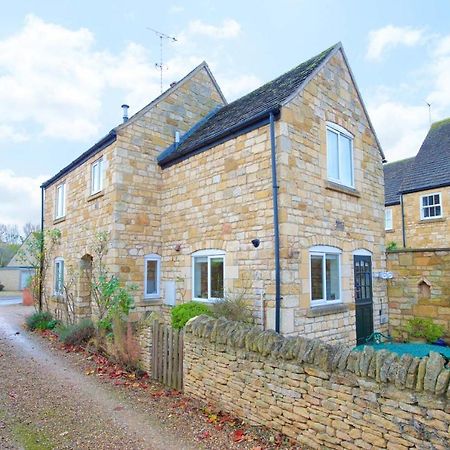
[418, 217, 445, 224]
[53, 216, 66, 225]
[87, 191, 104, 202]
[306, 303, 348, 318]
[144, 295, 161, 301]
[385, 229, 395, 233]
[325, 181, 360, 198]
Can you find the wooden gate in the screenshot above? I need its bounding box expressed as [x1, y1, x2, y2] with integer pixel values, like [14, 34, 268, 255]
[151, 320, 184, 390]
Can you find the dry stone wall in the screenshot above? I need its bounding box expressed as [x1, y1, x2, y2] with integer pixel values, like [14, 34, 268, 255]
[184, 316, 450, 450]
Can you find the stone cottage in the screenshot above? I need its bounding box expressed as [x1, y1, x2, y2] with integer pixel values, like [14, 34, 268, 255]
[384, 118, 450, 249]
[41, 43, 387, 345]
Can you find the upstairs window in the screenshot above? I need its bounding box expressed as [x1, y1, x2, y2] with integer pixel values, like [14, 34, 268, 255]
[385, 208, 393, 230]
[326, 123, 354, 188]
[91, 157, 104, 194]
[421, 193, 442, 219]
[192, 250, 224, 302]
[54, 258, 64, 295]
[55, 183, 66, 219]
[144, 254, 161, 299]
[310, 246, 341, 306]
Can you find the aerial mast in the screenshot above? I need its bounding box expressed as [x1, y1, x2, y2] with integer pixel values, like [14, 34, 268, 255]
[147, 27, 177, 93]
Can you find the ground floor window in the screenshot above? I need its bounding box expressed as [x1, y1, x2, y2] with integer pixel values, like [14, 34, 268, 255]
[310, 246, 341, 305]
[54, 258, 64, 295]
[144, 254, 161, 299]
[192, 250, 224, 301]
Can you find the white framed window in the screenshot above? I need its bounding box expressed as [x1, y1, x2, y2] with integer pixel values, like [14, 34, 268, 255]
[192, 249, 225, 302]
[91, 157, 104, 194]
[326, 122, 354, 188]
[55, 182, 66, 219]
[385, 208, 393, 230]
[420, 193, 442, 220]
[310, 245, 342, 306]
[144, 254, 161, 299]
[54, 257, 64, 295]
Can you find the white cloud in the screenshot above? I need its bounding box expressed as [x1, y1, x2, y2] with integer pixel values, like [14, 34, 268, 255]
[216, 73, 262, 100]
[366, 25, 424, 61]
[0, 125, 28, 143]
[0, 169, 47, 228]
[187, 19, 241, 39]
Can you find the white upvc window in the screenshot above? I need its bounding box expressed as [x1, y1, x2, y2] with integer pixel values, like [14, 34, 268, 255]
[420, 193, 442, 220]
[326, 122, 354, 188]
[144, 254, 161, 299]
[385, 208, 393, 230]
[310, 245, 342, 306]
[192, 249, 225, 302]
[55, 182, 66, 219]
[91, 157, 104, 194]
[54, 257, 64, 295]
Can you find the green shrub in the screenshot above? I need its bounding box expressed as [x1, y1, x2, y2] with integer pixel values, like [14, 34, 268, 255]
[26, 311, 57, 331]
[57, 319, 95, 346]
[386, 241, 398, 251]
[171, 301, 213, 329]
[405, 317, 444, 343]
[210, 291, 254, 324]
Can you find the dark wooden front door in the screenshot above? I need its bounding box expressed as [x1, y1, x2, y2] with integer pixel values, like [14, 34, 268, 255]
[354, 255, 374, 345]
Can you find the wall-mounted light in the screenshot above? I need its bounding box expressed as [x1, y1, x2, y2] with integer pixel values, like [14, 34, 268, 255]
[374, 271, 394, 280]
[251, 239, 260, 248]
[174, 244, 181, 252]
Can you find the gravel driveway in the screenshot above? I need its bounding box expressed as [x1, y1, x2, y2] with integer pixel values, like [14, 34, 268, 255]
[0, 305, 292, 450]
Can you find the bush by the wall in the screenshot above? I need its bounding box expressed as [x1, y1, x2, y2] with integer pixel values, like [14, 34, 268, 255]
[405, 317, 444, 343]
[26, 311, 58, 331]
[171, 301, 213, 329]
[57, 319, 95, 346]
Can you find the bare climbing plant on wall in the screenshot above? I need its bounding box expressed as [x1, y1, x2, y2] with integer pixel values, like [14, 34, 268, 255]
[17, 229, 61, 312]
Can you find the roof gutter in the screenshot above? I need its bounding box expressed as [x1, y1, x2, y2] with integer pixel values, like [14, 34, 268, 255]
[41, 130, 117, 189]
[158, 108, 281, 168]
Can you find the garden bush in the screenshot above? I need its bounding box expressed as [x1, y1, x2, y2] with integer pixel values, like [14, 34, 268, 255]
[26, 311, 58, 331]
[405, 317, 444, 343]
[57, 319, 95, 346]
[171, 301, 213, 329]
[210, 292, 254, 324]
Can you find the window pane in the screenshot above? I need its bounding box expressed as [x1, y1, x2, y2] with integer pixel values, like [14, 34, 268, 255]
[210, 257, 224, 298]
[436, 206, 441, 216]
[424, 208, 429, 218]
[422, 196, 428, 206]
[194, 257, 208, 299]
[339, 134, 352, 186]
[311, 255, 324, 301]
[146, 260, 157, 294]
[327, 130, 339, 180]
[326, 254, 339, 301]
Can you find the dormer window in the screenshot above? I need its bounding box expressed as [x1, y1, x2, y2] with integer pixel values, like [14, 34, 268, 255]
[326, 123, 354, 188]
[91, 157, 104, 194]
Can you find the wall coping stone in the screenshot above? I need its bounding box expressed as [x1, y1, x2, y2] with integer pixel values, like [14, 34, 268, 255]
[185, 315, 450, 399]
[387, 247, 450, 254]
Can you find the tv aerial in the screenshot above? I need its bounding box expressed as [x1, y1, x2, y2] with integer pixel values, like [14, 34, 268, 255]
[147, 27, 177, 93]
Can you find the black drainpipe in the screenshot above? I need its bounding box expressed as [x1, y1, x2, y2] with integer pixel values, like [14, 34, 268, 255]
[400, 193, 406, 248]
[38, 186, 44, 312]
[269, 112, 281, 333]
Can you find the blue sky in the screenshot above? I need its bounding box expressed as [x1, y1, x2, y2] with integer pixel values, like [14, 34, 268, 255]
[1, 0, 450, 227]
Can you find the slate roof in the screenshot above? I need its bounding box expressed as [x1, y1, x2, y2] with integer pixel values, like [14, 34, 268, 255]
[158, 44, 340, 167]
[400, 118, 450, 194]
[383, 157, 415, 205]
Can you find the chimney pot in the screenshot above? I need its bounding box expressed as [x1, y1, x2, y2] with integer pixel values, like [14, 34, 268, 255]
[121, 104, 129, 123]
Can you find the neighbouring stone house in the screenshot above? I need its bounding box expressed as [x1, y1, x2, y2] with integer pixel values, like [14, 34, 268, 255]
[0, 234, 35, 291]
[42, 43, 387, 346]
[384, 118, 450, 249]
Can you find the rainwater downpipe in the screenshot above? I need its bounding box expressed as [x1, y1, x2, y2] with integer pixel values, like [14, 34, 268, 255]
[39, 186, 44, 312]
[400, 193, 406, 248]
[270, 112, 281, 333]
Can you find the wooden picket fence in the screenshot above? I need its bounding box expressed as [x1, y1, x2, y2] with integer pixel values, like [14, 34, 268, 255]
[151, 320, 184, 391]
